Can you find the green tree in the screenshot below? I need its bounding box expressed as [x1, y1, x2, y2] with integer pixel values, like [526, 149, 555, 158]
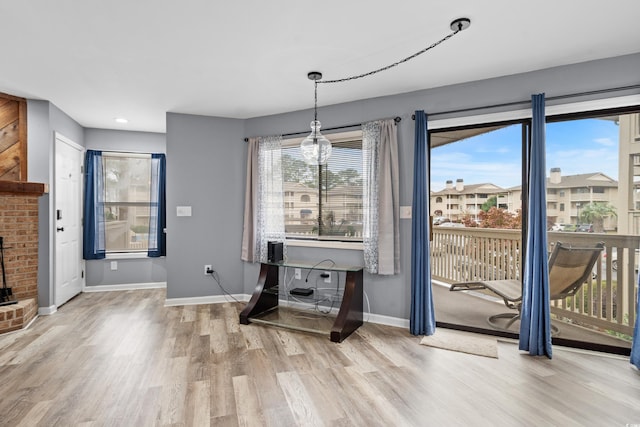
[282, 154, 316, 187]
[481, 196, 497, 212]
[579, 202, 617, 232]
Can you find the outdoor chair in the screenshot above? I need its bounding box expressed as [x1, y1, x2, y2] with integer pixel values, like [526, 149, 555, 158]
[449, 241, 604, 335]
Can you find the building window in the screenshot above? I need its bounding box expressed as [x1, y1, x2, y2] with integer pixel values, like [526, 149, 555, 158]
[560, 203, 565, 212]
[282, 132, 363, 240]
[436, 196, 443, 203]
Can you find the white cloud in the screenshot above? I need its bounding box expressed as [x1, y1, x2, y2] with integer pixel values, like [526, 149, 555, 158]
[594, 137, 615, 146]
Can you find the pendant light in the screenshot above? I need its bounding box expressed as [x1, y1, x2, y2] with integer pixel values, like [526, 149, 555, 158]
[300, 71, 332, 165]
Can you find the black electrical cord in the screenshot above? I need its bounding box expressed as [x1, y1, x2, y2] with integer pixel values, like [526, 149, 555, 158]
[206, 269, 240, 304]
[304, 258, 336, 282]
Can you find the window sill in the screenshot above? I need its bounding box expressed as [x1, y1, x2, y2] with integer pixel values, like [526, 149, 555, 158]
[286, 239, 363, 251]
[105, 252, 149, 260]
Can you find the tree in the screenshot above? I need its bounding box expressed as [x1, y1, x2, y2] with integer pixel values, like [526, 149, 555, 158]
[478, 207, 521, 229]
[579, 202, 617, 232]
[282, 154, 316, 187]
[481, 196, 497, 212]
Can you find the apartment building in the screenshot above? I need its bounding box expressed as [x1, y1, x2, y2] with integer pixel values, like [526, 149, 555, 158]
[431, 169, 618, 230]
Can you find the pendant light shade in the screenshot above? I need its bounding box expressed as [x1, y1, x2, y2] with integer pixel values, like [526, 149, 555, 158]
[300, 120, 332, 165]
[300, 71, 332, 165]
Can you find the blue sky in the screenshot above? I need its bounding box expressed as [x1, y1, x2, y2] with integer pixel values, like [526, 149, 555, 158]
[430, 117, 620, 191]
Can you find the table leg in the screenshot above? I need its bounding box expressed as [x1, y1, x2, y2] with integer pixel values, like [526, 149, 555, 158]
[330, 269, 363, 342]
[239, 263, 279, 324]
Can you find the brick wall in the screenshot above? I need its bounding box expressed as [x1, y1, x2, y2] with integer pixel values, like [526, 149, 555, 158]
[0, 181, 45, 335]
[0, 193, 40, 301]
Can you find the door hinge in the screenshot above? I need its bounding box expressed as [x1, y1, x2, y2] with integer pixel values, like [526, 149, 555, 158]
[81, 270, 84, 278]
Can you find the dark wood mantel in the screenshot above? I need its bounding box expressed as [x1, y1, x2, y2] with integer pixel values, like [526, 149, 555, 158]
[0, 181, 48, 196]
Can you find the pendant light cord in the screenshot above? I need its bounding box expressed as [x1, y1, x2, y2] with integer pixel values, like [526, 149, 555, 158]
[314, 80, 318, 122]
[318, 23, 466, 85]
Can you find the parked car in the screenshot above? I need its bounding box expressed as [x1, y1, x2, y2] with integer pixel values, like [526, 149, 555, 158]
[608, 248, 639, 271]
[550, 223, 577, 232]
[433, 216, 450, 225]
[576, 224, 594, 232]
[438, 222, 465, 228]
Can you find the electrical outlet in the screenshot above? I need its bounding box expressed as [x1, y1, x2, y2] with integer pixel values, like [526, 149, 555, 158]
[324, 271, 331, 283]
[204, 264, 212, 275]
[110, 261, 118, 271]
[294, 268, 301, 280]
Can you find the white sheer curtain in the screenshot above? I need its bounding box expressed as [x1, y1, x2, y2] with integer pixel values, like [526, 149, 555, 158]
[362, 119, 400, 274]
[241, 135, 286, 262]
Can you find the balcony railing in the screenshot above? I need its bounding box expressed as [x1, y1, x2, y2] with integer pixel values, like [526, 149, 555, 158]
[431, 227, 639, 337]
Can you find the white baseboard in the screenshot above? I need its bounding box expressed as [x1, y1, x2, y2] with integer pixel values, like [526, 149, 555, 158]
[366, 312, 410, 329]
[83, 282, 167, 293]
[164, 294, 249, 307]
[38, 305, 57, 316]
[163, 293, 410, 330]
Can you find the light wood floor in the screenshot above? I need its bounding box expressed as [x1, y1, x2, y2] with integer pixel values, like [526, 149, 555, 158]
[1, 289, 639, 426]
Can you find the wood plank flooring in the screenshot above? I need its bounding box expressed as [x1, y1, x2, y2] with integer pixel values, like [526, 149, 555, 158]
[0, 289, 639, 426]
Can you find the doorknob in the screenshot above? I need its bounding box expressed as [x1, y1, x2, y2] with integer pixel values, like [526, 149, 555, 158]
[57, 227, 64, 232]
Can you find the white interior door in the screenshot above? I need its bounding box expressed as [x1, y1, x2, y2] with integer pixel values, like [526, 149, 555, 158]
[55, 134, 84, 307]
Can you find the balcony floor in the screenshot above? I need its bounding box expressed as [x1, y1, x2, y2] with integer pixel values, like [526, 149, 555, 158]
[432, 281, 632, 351]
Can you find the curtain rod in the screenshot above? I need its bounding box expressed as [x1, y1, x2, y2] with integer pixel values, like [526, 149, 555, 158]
[243, 116, 401, 142]
[411, 84, 640, 120]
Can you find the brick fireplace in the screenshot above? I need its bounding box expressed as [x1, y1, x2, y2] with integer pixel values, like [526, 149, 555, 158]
[0, 181, 47, 334]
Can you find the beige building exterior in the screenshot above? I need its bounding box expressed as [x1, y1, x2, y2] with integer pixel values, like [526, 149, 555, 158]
[430, 179, 508, 222]
[430, 169, 619, 230]
[283, 181, 363, 238]
[545, 168, 618, 230]
[616, 113, 640, 234]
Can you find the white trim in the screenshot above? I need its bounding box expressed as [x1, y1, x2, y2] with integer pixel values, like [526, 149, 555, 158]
[281, 129, 362, 147]
[429, 108, 532, 130]
[286, 239, 363, 250]
[546, 94, 640, 116]
[105, 252, 150, 260]
[164, 293, 410, 329]
[365, 312, 409, 329]
[164, 294, 249, 307]
[428, 94, 640, 131]
[83, 282, 166, 292]
[38, 305, 57, 316]
[54, 131, 84, 152]
[102, 151, 151, 159]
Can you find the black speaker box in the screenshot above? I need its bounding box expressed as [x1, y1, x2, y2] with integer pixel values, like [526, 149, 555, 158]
[267, 241, 283, 263]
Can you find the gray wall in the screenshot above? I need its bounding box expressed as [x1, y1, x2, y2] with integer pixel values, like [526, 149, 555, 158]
[166, 52, 640, 320]
[84, 128, 167, 287]
[165, 113, 246, 299]
[27, 101, 85, 309]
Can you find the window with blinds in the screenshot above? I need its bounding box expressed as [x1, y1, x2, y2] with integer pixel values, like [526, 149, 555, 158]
[282, 131, 363, 241]
[103, 153, 152, 252]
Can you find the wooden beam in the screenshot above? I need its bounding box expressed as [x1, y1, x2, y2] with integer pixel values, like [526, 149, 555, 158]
[0, 180, 47, 195]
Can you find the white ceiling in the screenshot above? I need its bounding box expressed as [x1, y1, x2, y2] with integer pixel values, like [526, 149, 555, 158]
[2, 1, 639, 133]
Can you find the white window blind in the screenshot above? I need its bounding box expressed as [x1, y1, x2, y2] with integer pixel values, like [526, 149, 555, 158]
[281, 134, 363, 241]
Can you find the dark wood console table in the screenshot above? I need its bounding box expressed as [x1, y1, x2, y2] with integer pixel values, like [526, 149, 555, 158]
[239, 261, 363, 342]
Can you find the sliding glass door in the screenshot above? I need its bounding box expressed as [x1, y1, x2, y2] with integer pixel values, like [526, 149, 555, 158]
[429, 107, 639, 355]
